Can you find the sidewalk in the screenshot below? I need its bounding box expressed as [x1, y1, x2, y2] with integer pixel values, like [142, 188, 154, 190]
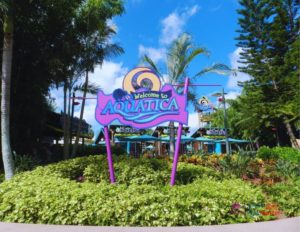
[0, 217, 299, 232]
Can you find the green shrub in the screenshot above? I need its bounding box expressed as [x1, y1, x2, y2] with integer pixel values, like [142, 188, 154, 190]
[13, 154, 40, 173]
[275, 159, 300, 179]
[0, 155, 267, 226]
[257, 146, 279, 161]
[257, 146, 300, 164]
[176, 163, 222, 184]
[263, 180, 300, 217]
[219, 154, 252, 178]
[273, 147, 300, 164]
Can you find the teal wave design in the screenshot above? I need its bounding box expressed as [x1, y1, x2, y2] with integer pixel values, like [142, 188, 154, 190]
[117, 111, 179, 123]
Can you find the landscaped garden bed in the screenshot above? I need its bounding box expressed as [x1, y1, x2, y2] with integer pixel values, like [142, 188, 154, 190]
[0, 146, 299, 226]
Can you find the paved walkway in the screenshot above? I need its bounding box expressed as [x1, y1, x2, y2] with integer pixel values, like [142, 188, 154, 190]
[0, 217, 299, 232]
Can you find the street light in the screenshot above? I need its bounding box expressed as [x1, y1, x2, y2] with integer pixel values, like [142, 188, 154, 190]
[70, 92, 80, 145]
[212, 88, 230, 155]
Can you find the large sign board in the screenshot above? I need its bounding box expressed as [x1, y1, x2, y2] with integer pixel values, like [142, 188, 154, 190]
[96, 67, 188, 128]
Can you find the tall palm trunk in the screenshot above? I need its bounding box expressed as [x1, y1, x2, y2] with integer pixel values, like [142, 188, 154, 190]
[283, 116, 299, 149]
[1, 14, 15, 180]
[73, 70, 89, 156]
[169, 121, 175, 156]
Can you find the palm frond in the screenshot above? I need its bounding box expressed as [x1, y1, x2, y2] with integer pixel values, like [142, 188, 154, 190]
[194, 63, 236, 78]
[142, 55, 165, 82]
[0, 0, 8, 12]
[74, 82, 101, 95]
[176, 48, 209, 80]
[0, 0, 8, 23]
[103, 43, 124, 59]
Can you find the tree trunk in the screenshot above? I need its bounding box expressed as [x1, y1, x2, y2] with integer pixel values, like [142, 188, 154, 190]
[73, 70, 89, 156]
[63, 83, 70, 159]
[283, 116, 299, 149]
[169, 121, 175, 156]
[1, 14, 15, 180]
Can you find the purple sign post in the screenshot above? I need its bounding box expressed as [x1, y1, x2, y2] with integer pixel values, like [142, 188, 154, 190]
[95, 67, 188, 184]
[170, 77, 189, 186]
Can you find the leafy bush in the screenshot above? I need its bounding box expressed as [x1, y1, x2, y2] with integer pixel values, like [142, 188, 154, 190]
[0, 155, 267, 226]
[176, 163, 222, 184]
[263, 180, 300, 217]
[275, 159, 300, 179]
[272, 147, 300, 164]
[257, 146, 300, 164]
[83, 157, 171, 185]
[13, 154, 40, 173]
[219, 154, 252, 178]
[257, 146, 279, 161]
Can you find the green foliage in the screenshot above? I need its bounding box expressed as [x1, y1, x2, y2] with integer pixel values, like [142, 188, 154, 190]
[273, 147, 300, 164]
[0, 155, 267, 226]
[257, 146, 300, 164]
[234, 0, 300, 146]
[257, 146, 279, 161]
[219, 154, 252, 178]
[263, 180, 300, 217]
[275, 159, 299, 179]
[176, 163, 222, 184]
[5, 0, 124, 155]
[13, 154, 40, 173]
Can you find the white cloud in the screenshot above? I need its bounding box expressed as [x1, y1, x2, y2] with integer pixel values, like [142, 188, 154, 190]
[226, 91, 240, 100]
[138, 45, 166, 63]
[188, 112, 199, 135]
[49, 88, 64, 112]
[227, 47, 252, 89]
[209, 4, 222, 12]
[160, 5, 199, 45]
[107, 19, 118, 34]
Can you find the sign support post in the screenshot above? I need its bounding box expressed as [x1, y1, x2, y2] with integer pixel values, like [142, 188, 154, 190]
[170, 77, 189, 186]
[104, 126, 116, 183]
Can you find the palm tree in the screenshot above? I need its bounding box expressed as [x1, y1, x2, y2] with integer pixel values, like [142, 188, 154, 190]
[144, 33, 232, 155]
[72, 34, 124, 157]
[71, 2, 124, 157]
[1, 0, 15, 179]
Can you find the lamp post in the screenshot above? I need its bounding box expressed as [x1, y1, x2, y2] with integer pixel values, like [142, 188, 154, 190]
[70, 92, 80, 148]
[212, 88, 230, 155]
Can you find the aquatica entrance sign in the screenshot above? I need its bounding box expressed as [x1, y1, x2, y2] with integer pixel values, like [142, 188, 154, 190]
[95, 67, 189, 185]
[95, 67, 188, 128]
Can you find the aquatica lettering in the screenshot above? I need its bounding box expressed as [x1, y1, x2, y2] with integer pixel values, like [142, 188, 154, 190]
[101, 97, 179, 116]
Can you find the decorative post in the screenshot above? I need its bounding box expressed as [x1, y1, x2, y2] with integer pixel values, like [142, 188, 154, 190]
[104, 126, 116, 183]
[170, 77, 189, 186]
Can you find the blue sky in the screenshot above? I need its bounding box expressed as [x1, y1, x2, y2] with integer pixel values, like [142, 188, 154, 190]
[51, 0, 250, 137]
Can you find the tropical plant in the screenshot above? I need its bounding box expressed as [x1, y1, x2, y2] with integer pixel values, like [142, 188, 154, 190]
[143, 33, 233, 155]
[72, 1, 124, 157]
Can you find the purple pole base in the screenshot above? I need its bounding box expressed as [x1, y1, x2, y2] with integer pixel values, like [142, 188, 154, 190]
[104, 126, 116, 183]
[170, 77, 189, 186]
[170, 124, 183, 186]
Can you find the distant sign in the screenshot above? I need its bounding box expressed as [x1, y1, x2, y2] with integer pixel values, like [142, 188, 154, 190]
[206, 128, 226, 136]
[115, 126, 140, 134]
[95, 67, 188, 129]
[198, 96, 214, 111]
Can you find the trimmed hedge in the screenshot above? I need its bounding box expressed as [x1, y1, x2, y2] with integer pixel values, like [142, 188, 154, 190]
[0, 155, 267, 226]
